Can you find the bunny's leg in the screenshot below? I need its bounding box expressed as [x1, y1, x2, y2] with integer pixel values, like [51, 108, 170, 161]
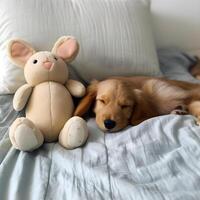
[59, 116, 88, 149]
[9, 117, 44, 151]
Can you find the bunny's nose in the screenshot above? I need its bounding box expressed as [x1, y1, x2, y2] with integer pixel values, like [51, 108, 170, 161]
[43, 61, 53, 70]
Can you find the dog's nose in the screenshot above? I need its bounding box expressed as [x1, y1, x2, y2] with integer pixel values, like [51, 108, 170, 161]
[104, 119, 116, 129]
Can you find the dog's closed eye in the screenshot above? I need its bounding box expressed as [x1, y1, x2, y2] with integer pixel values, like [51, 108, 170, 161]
[97, 99, 106, 104]
[120, 105, 132, 109]
[118, 100, 133, 110]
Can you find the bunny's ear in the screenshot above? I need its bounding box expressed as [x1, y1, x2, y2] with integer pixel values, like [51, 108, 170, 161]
[7, 39, 36, 68]
[52, 36, 79, 62]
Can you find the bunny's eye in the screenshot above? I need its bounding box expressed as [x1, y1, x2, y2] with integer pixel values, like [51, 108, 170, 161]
[54, 56, 58, 61]
[33, 60, 38, 64]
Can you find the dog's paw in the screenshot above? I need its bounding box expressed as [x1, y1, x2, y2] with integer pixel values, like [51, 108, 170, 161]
[171, 105, 188, 115]
[195, 75, 200, 80]
[171, 110, 188, 115]
[195, 116, 200, 126]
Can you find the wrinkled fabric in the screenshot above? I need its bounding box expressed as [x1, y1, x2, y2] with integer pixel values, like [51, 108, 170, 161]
[158, 48, 199, 83]
[1, 51, 200, 200]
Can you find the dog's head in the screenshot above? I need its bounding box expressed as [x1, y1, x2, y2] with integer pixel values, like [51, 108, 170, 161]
[74, 79, 140, 132]
[74, 77, 189, 132]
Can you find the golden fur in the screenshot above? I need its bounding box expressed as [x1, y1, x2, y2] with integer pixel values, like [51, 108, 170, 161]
[189, 56, 200, 80]
[74, 76, 200, 132]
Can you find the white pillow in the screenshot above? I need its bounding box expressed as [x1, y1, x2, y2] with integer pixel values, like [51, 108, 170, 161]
[151, 0, 200, 56]
[0, 0, 160, 94]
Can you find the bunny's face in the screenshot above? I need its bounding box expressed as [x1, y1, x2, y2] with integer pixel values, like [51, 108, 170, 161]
[24, 51, 68, 85]
[8, 36, 79, 86]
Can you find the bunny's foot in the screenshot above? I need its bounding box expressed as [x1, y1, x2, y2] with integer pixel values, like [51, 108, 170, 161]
[9, 117, 44, 151]
[59, 116, 88, 149]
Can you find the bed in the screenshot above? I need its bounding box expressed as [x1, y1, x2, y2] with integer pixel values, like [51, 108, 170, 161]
[1, 50, 200, 200]
[1, 0, 200, 199]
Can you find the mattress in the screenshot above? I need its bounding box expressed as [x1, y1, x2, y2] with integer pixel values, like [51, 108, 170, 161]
[0, 49, 200, 200]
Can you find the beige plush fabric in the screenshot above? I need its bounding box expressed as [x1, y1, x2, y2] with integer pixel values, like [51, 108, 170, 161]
[9, 117, 44, 151]
[26, 82, 74, 142]
[59, 116, 88, 149]
[8, 36, 88, 151]
[13, 84, 33, 111]
[7, 39, 36, 68]
[66, 79, 86, 98]
[24, 52, 69, 86]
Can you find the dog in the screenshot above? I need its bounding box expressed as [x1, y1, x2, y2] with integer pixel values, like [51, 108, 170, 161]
[74, 76, 200, 132]
[189, 56, 200, 80]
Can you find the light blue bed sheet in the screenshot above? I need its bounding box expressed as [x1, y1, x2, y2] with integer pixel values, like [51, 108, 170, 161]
[1, 50, 200, 200]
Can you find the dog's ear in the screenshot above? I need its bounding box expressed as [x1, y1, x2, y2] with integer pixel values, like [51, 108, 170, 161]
[74, 80, 98, 116]
[189, 56, 200, 80]
[130, 89, 146, 125]
[130, 89, 155, 126]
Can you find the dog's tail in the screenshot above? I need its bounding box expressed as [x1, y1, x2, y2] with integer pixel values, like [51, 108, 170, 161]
[142, 79, 190, 114]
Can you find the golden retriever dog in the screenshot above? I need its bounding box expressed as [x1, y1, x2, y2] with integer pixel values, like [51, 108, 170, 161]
[74, 76, 200, 132]
[190, 56, 200, 80]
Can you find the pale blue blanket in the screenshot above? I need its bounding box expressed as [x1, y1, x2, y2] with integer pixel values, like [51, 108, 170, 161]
[0, 50, 200, 200]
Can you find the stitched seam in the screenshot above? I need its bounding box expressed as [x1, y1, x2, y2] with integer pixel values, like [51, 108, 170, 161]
[48, 81, 53, 133]
[104, 134, 113, 200]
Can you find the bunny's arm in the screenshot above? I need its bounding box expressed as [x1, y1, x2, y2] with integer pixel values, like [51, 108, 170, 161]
[13, 84, 33, 111]
[65, 79, 86, 98]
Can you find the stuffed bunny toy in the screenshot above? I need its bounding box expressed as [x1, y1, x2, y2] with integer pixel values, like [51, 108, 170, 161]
[8, 36, 88, 151]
